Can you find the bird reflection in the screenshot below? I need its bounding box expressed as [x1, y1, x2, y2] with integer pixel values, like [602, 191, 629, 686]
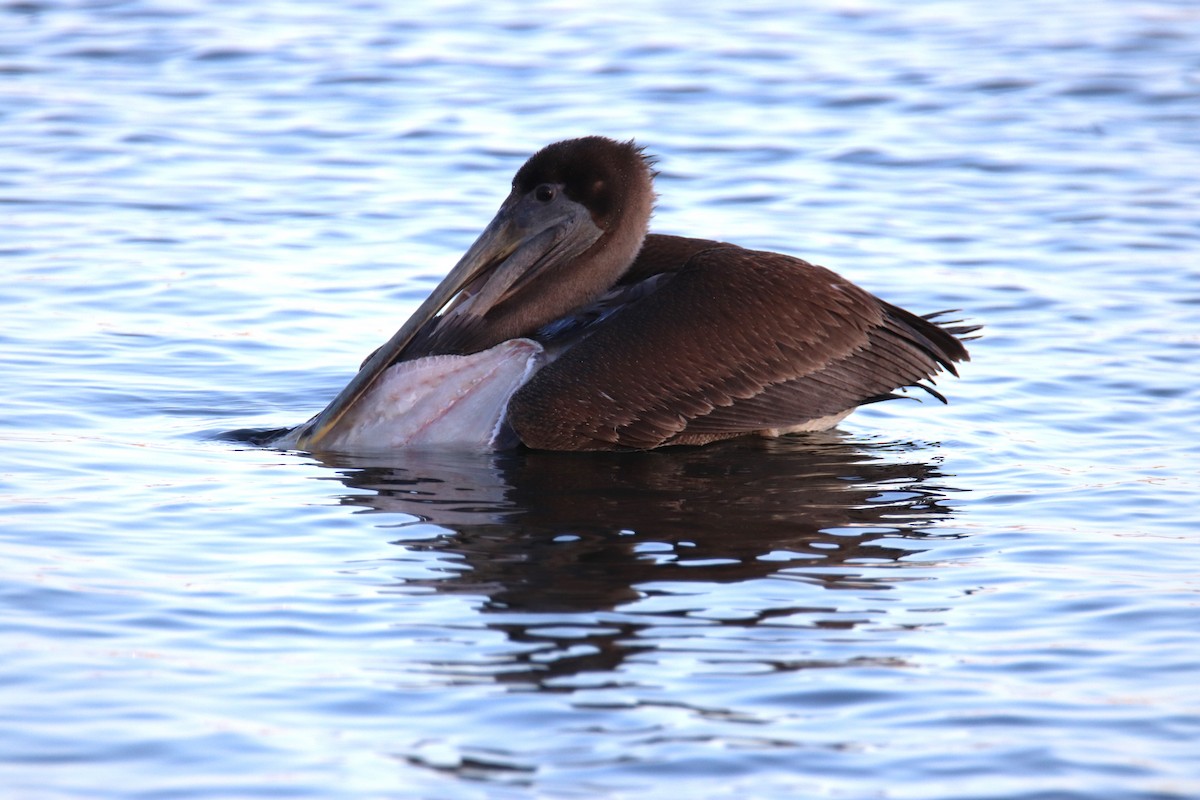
[314, 434, 963, 685]
[320, 433, 961, 608]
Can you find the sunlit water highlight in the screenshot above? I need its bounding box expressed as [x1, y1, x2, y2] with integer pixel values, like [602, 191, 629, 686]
[3, 1, 1199, 798]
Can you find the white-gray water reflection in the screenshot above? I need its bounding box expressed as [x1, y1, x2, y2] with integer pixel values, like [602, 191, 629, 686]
[3, 0, 1200, 798]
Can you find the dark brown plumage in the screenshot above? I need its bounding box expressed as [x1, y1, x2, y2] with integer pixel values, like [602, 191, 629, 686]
[508, 234, 971, 450]
[293, 136, 973, 452]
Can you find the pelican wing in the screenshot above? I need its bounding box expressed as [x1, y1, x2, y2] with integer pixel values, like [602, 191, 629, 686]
[506, 238, 971, 450]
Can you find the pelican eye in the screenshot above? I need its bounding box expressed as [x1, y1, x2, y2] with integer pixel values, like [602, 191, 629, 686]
[534, 184, 556, 202]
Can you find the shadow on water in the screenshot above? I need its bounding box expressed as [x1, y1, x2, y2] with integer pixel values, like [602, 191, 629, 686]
[283, 435, 974, 748]
[312, 432, 965, 617]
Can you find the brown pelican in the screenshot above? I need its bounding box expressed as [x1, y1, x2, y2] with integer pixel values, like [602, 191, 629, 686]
[277, 136, 973, 452]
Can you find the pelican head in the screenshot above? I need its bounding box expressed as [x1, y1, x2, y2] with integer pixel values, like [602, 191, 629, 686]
[295, 137, 656, 449]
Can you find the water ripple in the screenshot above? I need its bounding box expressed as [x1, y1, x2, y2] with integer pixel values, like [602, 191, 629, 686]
[2, 1, 1200, 798]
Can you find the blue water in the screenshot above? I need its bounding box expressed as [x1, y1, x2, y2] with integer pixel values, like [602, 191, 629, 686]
[3, 1, 1200, 798]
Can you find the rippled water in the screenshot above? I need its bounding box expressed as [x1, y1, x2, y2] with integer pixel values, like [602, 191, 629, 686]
[4, 1, 1200, 798]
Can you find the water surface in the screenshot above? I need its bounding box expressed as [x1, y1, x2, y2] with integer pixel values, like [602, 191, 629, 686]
[3, 1, 1199, 798]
